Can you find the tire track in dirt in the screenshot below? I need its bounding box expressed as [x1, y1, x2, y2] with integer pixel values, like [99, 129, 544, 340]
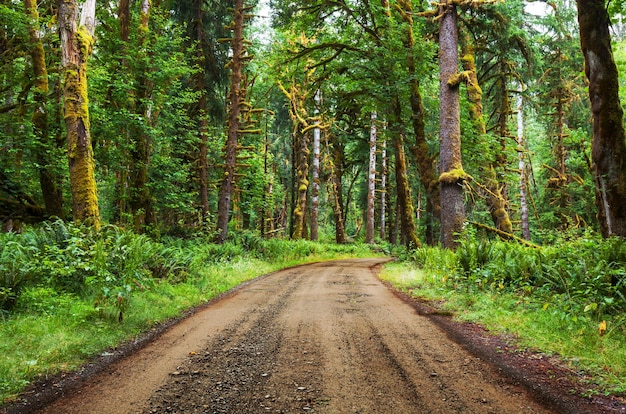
[25, 259, 558, 413]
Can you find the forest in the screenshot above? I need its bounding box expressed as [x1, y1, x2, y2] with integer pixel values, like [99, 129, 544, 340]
[2, 0, 626, 404]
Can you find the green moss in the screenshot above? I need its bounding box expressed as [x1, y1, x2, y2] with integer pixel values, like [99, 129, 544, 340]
[439, 168, 468, 184]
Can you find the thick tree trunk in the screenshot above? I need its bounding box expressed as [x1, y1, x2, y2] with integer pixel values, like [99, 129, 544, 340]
[58, 0, 100, 228]
[366, 112, 377, 244]
[576, 0, 626, 237]
[216, 0, 245, 243]
[25, 0, 64, 217]
[439, 2, 465, 249]
[458, 31, 512, 235]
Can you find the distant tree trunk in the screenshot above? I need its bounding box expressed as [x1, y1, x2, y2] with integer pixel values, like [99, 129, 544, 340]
[216, 0, 245, 243]
[380, 137, 387, 241]
[310, 90, 321, 241]
[196, 0, 210, 224]
[25, 0, 64, 217]
[292, 128, 310, 239]
[517, 89, 531, 240]
[390, 96, 421, 248]
[58, 0, 100, 228]
[366, 112, 377, 244]
[576, 0, 626, 237]
[330, 139, 347, 243]
[439, 1, 465, 249]
[129, 0, 154, 232]
[458, 30, 512, 235]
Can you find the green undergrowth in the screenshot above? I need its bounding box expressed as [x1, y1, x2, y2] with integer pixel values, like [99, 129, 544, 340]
[0, 221, 380, 404]
[381, 235, 626, 397]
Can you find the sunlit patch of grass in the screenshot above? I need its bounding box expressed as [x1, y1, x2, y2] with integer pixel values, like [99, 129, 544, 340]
[380, 261, 626, 396]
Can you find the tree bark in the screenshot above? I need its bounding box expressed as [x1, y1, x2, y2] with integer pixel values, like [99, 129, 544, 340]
[517, 88, 531, 240]
[380, 137, 387, 241]
[58, 0, 100, 228]
[310, 90, 321, 241]
[216, 0, 245, 243]
[195, 0, 210, 224]
[330, 139, 347, 244]
[576, 0, 626, 237]
[397, 0, 440, 243]
[390, 96, 421, 249]
[366, 112, 377, 244]
[25, 0, 64, 217]
[458, 30, 512, 235]
[439, 2, 465, 249]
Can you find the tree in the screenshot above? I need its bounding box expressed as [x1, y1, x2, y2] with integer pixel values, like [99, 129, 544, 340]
[366, 112, 377, 244]
[216, 0, 248, 243]
[58, 0, 100, 228]
[438, 1, 465, 249]
[25, 0, 64, 218]
[575, 0, 626, 237]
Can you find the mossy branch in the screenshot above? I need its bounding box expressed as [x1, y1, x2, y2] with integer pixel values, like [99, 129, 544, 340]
[468, 220, 539, 248]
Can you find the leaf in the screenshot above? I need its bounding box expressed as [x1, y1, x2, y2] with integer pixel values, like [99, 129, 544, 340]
[583, 302, 598, 312]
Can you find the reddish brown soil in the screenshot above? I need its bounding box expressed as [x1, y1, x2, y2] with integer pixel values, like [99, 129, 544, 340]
[4, 258, 626, 413]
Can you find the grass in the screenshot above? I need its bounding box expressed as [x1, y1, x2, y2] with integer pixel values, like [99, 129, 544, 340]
[379, 261, 626, 396]
[0, 241, 381, 405]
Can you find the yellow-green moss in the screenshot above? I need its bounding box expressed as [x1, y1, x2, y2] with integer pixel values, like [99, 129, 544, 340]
[439, 168, 468, 184]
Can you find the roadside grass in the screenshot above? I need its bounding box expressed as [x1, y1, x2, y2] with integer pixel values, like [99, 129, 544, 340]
[380, 260, 626, 396]
[0, 235, 380, 405]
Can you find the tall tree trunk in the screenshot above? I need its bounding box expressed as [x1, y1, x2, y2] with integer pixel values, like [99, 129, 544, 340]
[310, 90, 321, 241]
[25, 0, 64, 217]
[458, 30, 512, 235]
[216, 0, 245, 243]
[366, 112, 377, 244]
[129, 0, 155, 232]
[517, 88, 531, 240]
[196, 0, 209, 224]
[58, 0, 100, 228]
[398, 0, 440, 244]
[439, 2, 465, 249]
[576, 0, 626, 237]
[380, 137, 387, 241]
[390, 96, 421, 248]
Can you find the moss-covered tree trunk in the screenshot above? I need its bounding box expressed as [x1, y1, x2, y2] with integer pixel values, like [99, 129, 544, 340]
[330, 138, 347, 244]
[310, 91, 321, 241]
[576, 0, 626, 237]
[397, 0, 440, 245]
[390, 96, 421, 249]
[458, 31, 512, 235]
[25, 0, 64, 218]
[58, 0, 100, 228]
[438, 1, 464, 249]
[292, 128, 310, 239]
[380, 138, 387, 241]
[216, 0, 245, 243]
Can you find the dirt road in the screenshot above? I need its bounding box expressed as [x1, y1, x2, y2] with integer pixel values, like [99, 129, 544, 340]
[15, 258, 614, 413]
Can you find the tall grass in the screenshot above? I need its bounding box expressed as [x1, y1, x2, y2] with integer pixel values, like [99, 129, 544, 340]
[381, 231, 626, 395]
